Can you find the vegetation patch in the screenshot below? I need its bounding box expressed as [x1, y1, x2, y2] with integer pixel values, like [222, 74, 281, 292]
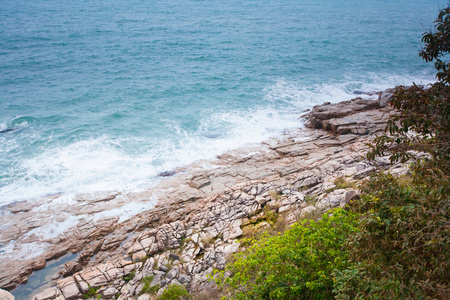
[263, 206, 279, 225]
[333, 177, 358, 190]
[140, 276, 160, 294]
[269, 190, 282, 200]
[202, 236, 217, 249]
[239, 206, 285, 242]
[122, 270, 135, 283]
[82, 285, 99, 299]
[334, 172, 449, 299]
[216, 208, 359, 299]
[159, 284, 191, 300]
[303, 193, 316, 205]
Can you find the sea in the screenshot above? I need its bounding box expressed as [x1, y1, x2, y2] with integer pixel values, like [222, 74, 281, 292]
[0, 0, 445, 206]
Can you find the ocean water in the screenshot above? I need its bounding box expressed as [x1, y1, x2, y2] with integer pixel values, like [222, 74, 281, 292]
[0, 0, 444, 205]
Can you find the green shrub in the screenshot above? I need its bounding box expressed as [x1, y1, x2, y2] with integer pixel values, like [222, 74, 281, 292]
[217, 208, 359, 299]
[218, 8, 450, 300]
[159, 284, 190, 300]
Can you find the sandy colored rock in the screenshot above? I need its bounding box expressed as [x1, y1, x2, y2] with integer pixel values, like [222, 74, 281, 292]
[57, 277, 80, 300]
[0, 289, 14, 300]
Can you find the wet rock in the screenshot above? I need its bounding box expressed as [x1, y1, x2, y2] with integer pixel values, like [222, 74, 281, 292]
[3, 201, 34, 214]
[31, 259, 47, 271]
[158, 170, 176, 177]
[61, 260, 82, 277]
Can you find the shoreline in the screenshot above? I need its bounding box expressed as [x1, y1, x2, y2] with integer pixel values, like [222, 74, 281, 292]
[1, 91, 403, 299]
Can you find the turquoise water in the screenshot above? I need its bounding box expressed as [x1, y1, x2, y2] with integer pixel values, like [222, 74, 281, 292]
[0, 0, 444, 204]
[10, 253, 78, 299]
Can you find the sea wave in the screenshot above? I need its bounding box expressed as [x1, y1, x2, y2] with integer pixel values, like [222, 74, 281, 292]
[0, 73, 436, 206]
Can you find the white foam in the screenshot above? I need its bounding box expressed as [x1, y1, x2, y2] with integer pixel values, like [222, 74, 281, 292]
[89, 200, 156, 223]
[21, 197, 157, 241]
[0, 137, 161, 204]
[31, 194, 79, 212]
[25, 215, 80, 240]
[0, 241, 49, 261]
[155, 107, 302, 172]
[264, 72, 436, 110]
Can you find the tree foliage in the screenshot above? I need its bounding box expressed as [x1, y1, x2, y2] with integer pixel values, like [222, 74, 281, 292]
[420, 7, 450, 84]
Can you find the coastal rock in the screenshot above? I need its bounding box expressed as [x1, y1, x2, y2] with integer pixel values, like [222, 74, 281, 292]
[102, 287, 118, 298]
[0, 289, 14, 300]
[378, 88, 396, 107]
[341, 190, 360, 208]
[57, 277, 80, 300]
[304, 98, 379, 125]
[303, 96, 393, 135]
[31, 287, 60, 300]
[189, 173, 211, 189]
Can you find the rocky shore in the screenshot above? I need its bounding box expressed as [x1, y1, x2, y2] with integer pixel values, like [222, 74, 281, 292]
[1, 90, 405, 299]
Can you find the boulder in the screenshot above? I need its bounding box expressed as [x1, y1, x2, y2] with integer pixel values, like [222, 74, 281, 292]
[378, 88, 396, 107]
[0, 289, 14, 300]
[57, 277, 80, 300]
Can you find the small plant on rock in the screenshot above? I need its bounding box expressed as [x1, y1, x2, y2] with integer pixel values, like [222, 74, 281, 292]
[82, 284, 98, 299]
[263, 206, 279, 225]
[141, 275, 160, 294]
[269, 190, 282, 200]
[201, 236, 215, 249]
[122, 270, 135, 283]
[333, 177, 357, 190]
[159, 284, 191, 300]
[303, 194, 316, 205]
